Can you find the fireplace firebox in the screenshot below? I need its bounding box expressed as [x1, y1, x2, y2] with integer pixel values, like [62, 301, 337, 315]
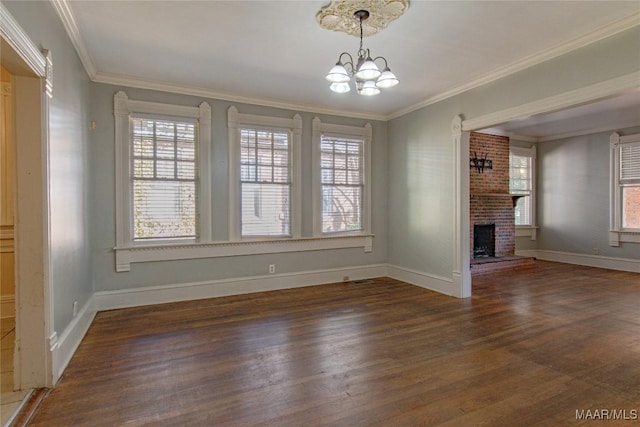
[473, 224, 495, 258]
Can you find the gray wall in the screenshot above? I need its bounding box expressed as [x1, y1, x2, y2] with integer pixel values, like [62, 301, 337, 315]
[388, 26, 640, 278]
[4, 1, 93, 333]
[89, 84, 388, 292]
[536, 126, 640, 259]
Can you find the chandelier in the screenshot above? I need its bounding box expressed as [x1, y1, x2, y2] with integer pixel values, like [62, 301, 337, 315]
[325, 10, 399, 96]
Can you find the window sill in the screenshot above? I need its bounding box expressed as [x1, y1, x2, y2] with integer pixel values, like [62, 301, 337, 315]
[515, 226, 538, 240]
[609, 230, 640, 246]
[114, 234, 374, 272]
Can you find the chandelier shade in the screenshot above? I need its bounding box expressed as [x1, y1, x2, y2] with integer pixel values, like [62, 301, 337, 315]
[375, 68, 399, 88]
[325, 10, 399, 96]
[326, 63, 350, 83]
[329, 82, 351, 93]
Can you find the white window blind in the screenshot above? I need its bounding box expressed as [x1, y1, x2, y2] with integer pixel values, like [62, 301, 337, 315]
[620, 143, 640, 228]
[620, 143, 640, 183]
[240, 128, 291, 237]
[131, 116, 197, 241]
[510, 153, 532, 226]
[321, 134, 363, 233]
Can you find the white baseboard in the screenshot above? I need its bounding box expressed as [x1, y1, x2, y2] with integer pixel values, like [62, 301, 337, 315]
[1, 295, 15, 319]
[50, 295, 97, 384]
[387, 264, 453, 296]
[516, 249, 639, 273]
[95, 264, 388, 311]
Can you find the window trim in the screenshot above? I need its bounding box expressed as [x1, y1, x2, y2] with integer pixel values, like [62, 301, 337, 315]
[509, 145, 537, 240]
[609, 132, 640, 246]
[312, 118, 372, 237]
[227, 106, 301, 241]
[114, 91, 212, 248]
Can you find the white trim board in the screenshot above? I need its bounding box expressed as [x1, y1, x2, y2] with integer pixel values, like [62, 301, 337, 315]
[387, 264, 454, 296]
[516, 250, 639, 273]
[95, 264, 388, 311]
[49, 295, 96, 385]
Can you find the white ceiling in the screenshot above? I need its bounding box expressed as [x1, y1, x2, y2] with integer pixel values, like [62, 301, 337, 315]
[64, 1, 639, 124]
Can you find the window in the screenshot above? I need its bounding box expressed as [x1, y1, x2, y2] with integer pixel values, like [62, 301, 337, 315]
[610, 132, 640, 246]
[321, 134, 364, 233]
[228, 106, 301, 240]
[509, 146, 536, 237]
[131, 117, 197, 241]
[312, 118, 371, 236]
[114, 91, 211, 247]
[240, 128, 291, 237]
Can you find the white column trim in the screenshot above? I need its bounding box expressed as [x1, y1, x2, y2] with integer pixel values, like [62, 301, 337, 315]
[197, 101, 212, 242]
[451, 115, 471, 298]
[609, 132, 622, 246]
[227, 106, 240, 240]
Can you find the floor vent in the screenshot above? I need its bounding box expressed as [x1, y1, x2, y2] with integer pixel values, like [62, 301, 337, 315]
[350, 279, 375, 285]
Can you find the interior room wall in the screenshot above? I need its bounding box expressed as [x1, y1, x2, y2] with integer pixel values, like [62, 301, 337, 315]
[3, 1, 93, 337]
[89, 84, 388, 293]
[536, 125, 640, 259]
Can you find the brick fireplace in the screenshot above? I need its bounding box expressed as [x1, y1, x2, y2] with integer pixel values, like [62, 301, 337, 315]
[469, 132, 533, 274]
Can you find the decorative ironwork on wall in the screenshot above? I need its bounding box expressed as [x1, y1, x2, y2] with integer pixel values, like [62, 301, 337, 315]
[470, 152, 493, 174]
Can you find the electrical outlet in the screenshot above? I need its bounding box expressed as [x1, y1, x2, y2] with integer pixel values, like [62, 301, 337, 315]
[73, 301, 78, 317]
[343, 276, 349, 282]
[269, 264, 276, 274]
[592, 248, 599, 255]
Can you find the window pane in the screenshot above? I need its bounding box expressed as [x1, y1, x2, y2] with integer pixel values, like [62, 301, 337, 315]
[621, 145, 640, 183]
[156, 160, 175, 179]
[133, 180, 196, 240]
[241, 183, 290, 236]
[514, 195, 531, 226]
[322, 185, 362, 233]
[622, 186, 640, 229]
[509, 154, 531, 194]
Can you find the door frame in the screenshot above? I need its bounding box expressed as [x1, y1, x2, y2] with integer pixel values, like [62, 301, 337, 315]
[1, 4, 54, 388]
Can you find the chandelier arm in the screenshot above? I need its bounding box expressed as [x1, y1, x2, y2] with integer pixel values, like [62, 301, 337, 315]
[372, 56, 389, 69]
[337, 52, 355, 76]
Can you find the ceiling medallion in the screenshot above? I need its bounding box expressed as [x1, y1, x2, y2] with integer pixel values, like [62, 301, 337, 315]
[316, 0, 409, 37]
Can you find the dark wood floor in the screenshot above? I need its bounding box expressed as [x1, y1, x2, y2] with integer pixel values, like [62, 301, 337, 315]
[29, 261, 639, 426]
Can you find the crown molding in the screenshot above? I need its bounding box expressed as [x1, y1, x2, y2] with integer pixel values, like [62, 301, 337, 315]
[93, 71, 388, 121]
[0, 3, 46, 77]
[50, 0, 97, 78]
[387, 13, 640, 120]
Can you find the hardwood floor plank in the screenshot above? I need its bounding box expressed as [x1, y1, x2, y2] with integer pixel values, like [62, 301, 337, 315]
[28, 261, 640, 426]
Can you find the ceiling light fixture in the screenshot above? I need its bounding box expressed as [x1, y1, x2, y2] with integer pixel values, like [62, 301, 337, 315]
[325, 10, 399, 96]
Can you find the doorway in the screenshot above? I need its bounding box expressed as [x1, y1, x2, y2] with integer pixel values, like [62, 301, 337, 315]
[0, 29, 52, 410]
